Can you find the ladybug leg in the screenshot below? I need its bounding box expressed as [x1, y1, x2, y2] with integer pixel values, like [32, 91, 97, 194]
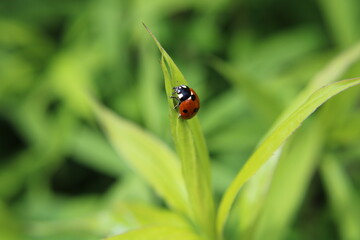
[172, 101, 180, 109]
[170, 95, 178, 100]
[170, 96, 180, 109]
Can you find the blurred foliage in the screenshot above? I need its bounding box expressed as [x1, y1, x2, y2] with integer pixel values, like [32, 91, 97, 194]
[0, 0, 360, 240]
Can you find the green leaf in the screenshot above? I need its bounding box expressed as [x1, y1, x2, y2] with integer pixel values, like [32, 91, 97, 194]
[318, 0, 359, 47]
[112, 203, 193, 229]
[273, 41, 360, 128]
[251, 123, 323, 240]
[235, 148, 282, 237]
[231, 42, 360, 239]
[71, 127, 126, 176]
[105, 226, 203, 240]
[321, 155, 360, 240]
[216, 77, 360, 237]
[144, 24, 215, 239]
[92, 101, 188, 216]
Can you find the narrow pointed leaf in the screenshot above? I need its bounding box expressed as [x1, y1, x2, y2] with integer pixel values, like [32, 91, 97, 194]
[216, 77, 360, 236]
[252, 124, 323, 240]
[92, 101, 188, 215]
[144, 24, 215, 239]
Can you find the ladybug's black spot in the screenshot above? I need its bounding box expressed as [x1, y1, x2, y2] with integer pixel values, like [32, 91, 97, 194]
[182, 109, 188, 113]
[194, 108, 199, 113]
[191, 95, 196, 101]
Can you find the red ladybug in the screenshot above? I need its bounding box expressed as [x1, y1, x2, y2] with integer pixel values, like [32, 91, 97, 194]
[170, 85, 200, 119]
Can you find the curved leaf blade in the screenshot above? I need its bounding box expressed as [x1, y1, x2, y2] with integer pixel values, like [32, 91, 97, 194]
[92, 102, 188, 215]
[216, 77, 360, 236]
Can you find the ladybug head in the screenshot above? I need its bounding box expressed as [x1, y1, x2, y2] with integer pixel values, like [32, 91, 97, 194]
[173, 85, 191, 101]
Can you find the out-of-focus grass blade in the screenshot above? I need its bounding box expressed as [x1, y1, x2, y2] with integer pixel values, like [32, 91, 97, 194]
[0, 200, 20, 240]
[105, 226, 203, 240]
[321, 155, 360, 240]
[112, 203, 193, 229]
[244, 26, 323, 78]
[109, 203, 204, 239]
[72, 127, 126, 176]
[212, 59, 282, 124]
[143, 24, 215, 239]
[236, 148, 282, 237]
[92, 101, 188, 216]
[252, 124, 323, 240]
[237, 42, 360, 239]
[216, 77, 360, 237]
[272, 41, 360, 129]
[138, 39, 166, 137]
[318, 0, 359, 47]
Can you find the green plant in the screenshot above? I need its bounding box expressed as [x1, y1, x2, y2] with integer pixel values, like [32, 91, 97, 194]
[2, 1, 360, 240]
[92, 26, 360, 240]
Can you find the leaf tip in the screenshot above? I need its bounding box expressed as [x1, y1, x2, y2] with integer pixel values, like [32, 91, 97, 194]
[142, 22, 164, 53]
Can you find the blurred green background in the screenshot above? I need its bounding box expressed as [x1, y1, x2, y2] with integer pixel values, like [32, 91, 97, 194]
[1, 0, 360, 239]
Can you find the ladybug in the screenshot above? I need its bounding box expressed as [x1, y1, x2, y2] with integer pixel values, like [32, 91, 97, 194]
[170, 85, 200, 119]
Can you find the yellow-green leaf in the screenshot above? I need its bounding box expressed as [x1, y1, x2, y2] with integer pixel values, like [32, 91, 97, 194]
[144, 24, 216, 239]
[105, 226, 202, 240]
[92, 101, 188, 216]
[216, 77, 360, 237]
